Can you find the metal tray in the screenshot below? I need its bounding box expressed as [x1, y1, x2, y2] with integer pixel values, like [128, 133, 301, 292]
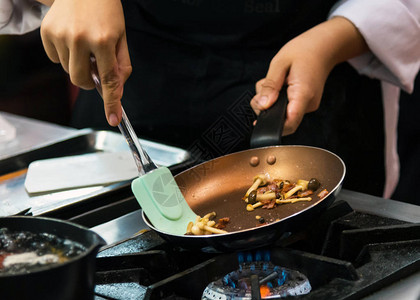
[0, 129, 190, 217]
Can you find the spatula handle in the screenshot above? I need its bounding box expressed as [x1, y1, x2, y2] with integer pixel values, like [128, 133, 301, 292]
[90, 56, 157, 175]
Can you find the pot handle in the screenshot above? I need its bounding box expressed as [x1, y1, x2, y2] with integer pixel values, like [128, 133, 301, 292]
[250, 88, 288, 148]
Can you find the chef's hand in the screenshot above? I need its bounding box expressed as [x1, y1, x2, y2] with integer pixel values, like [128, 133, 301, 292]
[39, 0, 132, 127]
[251, 17, 368, 136]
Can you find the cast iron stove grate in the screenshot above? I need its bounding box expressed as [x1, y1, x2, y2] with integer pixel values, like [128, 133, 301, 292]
[93, 200, 420, 300]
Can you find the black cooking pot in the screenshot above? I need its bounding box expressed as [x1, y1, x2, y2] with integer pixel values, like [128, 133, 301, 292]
[0, 216, 105, 300]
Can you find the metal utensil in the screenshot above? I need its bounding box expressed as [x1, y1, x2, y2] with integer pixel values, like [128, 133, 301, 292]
[90, 57, 197, 235]
[89, 57, 156, 176]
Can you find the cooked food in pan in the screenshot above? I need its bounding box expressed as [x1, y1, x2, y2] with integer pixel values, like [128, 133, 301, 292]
[185, 174, 328, 236]
[243, 174, 328, 212]
[185, 212, 230, 236]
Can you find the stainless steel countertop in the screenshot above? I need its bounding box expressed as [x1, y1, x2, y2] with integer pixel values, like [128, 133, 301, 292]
[91, 210, 147, 245]
[0, 111, 80, 161]
[0, 112, 189, 216]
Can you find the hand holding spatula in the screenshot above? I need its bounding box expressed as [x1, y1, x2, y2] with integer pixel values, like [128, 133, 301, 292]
[90, 56, 197, 236]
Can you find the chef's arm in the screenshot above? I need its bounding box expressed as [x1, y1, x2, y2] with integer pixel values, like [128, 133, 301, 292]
[251, 0, 420, 136]
[0, 0, 132, 127]
[250, 16, 368, 136]
[39, 0, 131, 127]
[39, 0, 132, 127]
[330, 0, 420, 93]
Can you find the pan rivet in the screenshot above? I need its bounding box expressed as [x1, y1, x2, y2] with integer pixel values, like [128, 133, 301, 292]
[267, 155, 276, 165]
[249, 156, 259, 167]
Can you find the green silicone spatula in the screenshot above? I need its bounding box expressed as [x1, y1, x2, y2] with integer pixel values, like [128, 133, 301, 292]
[90, 57, 197, 235]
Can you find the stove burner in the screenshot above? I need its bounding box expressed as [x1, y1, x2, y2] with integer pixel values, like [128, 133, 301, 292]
[88, 198, 419, 299]
[202, 261, 311, 300]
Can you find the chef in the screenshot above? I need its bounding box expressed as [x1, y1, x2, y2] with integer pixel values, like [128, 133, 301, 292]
[1, 0, 419, 198]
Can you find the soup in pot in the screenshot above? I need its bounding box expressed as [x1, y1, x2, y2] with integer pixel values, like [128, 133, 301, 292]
[0, 228, 86, 275]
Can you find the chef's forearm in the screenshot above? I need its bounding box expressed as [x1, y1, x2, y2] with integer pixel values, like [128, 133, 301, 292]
[328, 17, 369, 65]
[303, 16, 369, 72]
[330, 0, 420, 92]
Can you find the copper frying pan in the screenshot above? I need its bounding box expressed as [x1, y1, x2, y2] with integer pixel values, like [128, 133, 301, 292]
[142, 90, 346, 251]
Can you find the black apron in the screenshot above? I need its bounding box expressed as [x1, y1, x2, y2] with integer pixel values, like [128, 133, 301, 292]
[392, 73, 420, 204]
[71, 0, 385, 196]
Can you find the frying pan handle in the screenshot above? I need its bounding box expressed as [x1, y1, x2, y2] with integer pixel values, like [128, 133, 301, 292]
[250, 88, 288, 148]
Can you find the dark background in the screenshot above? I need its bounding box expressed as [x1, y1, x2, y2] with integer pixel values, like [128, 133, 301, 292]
[0, 29, 76, 126]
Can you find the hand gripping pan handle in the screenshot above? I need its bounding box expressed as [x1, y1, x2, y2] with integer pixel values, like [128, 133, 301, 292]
[250, 88, 288, 148]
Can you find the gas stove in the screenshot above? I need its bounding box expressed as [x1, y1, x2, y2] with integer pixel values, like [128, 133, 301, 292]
[83, 189, 420, 300]
[2, 113, 419, 300]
